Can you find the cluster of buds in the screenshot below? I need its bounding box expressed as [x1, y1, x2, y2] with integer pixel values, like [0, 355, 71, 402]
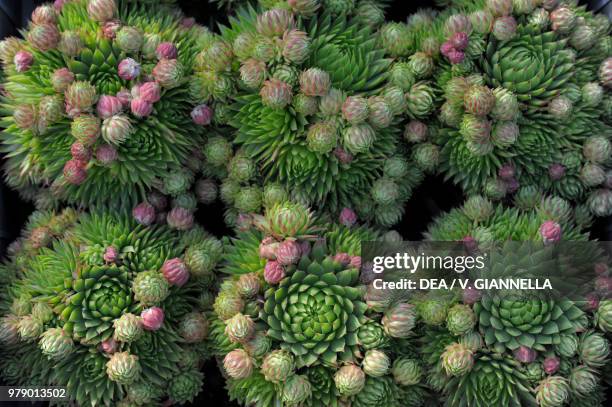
[260, 235, 361, 285]
[132, 198, 194, 231]
[440, 32, 468, 65]
[260, 236, 300, 284]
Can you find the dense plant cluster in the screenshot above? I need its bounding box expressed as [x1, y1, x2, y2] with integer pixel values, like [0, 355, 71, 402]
[0, 0, 611, 406]
[0, 208, 221, 406]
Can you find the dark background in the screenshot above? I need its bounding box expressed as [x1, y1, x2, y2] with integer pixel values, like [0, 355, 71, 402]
[0, 0, 611, 405]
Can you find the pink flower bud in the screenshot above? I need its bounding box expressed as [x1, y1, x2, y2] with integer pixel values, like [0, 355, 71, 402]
[462, 285, 482, 305]
[103, 246, 118, 263]
[100, 338, 118, 354]
[14, 51, 33, 72]
[181, 17, 196, 28]
[585, 292, 600, 311]
[505, 177, 519, 194]
[54, 0, 69, 11]
[130, 83, 142, 99]
[543, 356, 560, 374]
[333, 253, 352, 266]
[138, 82, 161, 103]
[513, 346, 537, 363]
[450, 32, 469, 51]
[594, 262, 608, 276]
[63, 159, 87, 185]
[70, 142, 92, 162]
[130, 98, 153, 118]
[51, 67, 74, 92]
[440, 41, 454, 57]
[166, 207, 194, 230]
[141, 307, 164, 331]
[118, 57, 140, 80]
[95, 144, 118, 165]
[549, 163, 565, 181]
[156, 42, 178, 60]
[339, 207, 358, 227]
[264, 260, 285, 284]
[498, 163, 515, 181]
[276, 240, 301, 265]
[96, 95, 123, 119]
[103, 20, 121, 39]
[595, 276, 612, 295]
[116, 89, 131, 107]
[161, 258, 190, 287]
[404, 120, 428, 143]
[299, 241, 311, 257]
[447, 50, 465, 64]
[259, 237, 279, 260]
[334, 147, 353, 164]
[133, 202, 156, 226]
[191, 104, 213, 126]
[540, 221, 562, 245]
[350, 256, 362, 270]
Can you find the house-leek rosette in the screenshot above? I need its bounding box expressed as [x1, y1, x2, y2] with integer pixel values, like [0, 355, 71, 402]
[0, 209, 222, 406]
[195, 3, 423, 228]
[209, 201, 428, 406]
[409, 0, 612, 218]
[418, 192, 612, 406]
[0, 0, 216, 209]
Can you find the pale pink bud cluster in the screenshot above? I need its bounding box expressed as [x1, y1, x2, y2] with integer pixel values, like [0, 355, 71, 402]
[167, 207, 194, 230]
[585, 292, 600, 311]
[138, 82, 161, 103]
[133, 202, 156, 226]
[462, 285, 481, 305]
[118, 58, 140, 81]
[156, 42, 178, 60]
[259, 237, 279, 260]
[498, 163, 515, 181]
[96, 95, 123, 119]
[63, 159, 87, 185]
[549, 163, 565, 181]
[103, 20, 121, 39]
[333, 253, 352, 266]
[95, 144, 118, 165]
[513, 346, 537, 363]
[103, 246, 118, 263]
[100, 338, 118, 354]
[543, 356, 560, 374]
[276, 240, 301, 265]
[264, 260, 285, 284]
[334, 147, 353, 164]
[191, 104, 213, 125]
[162, 258, 190, 287]
[70, 142, 92, 162]
[339, 207, 358, 227]
[130, 98, 153, 118]
[540, 221, 562, 245]
[440, 32, 468, 64]
[141, 307, 164, 331]
[14, 51, 33, 72]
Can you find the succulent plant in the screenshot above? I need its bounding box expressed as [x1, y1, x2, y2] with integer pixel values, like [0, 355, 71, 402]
[209, 201, 428, 406]
[200, 4, 422, 227]
[418, 1, 612, 217]
[0, 209, 220, 405]
[0, 0, 210, 209]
